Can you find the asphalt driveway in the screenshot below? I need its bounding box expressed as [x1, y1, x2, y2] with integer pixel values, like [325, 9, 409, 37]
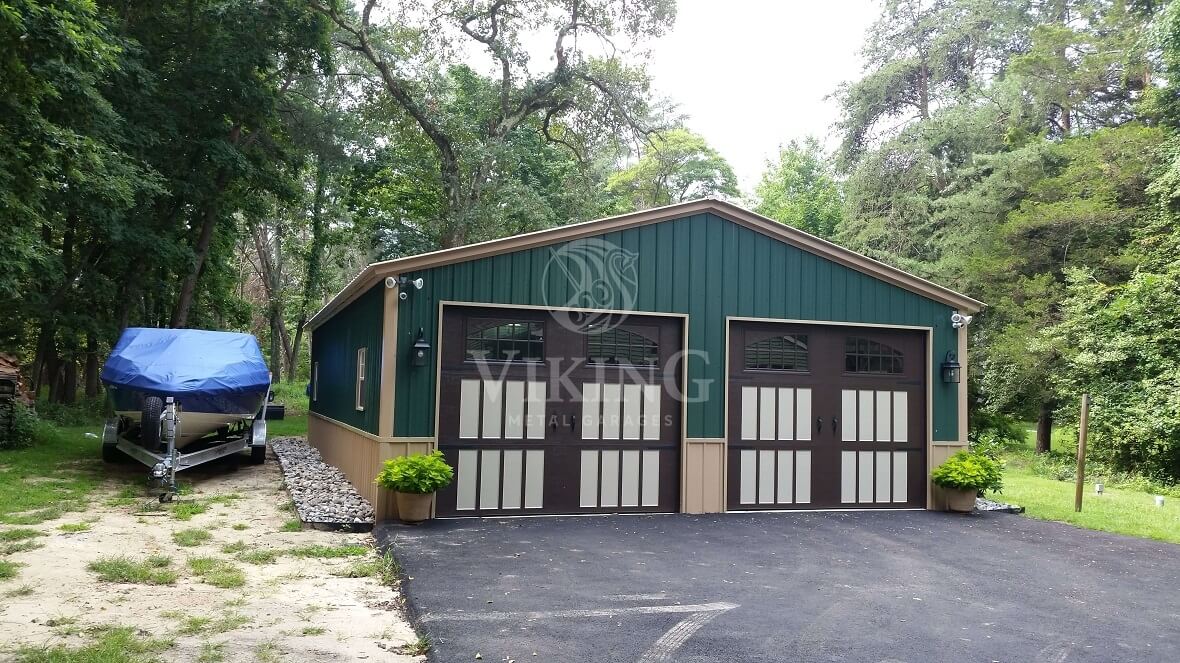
[376, 511, 1180, 662]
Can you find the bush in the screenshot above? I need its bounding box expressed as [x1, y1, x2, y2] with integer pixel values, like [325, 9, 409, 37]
[969, 411, 1026, 454]
[0, 401, 38, 450]
[376, 451, 454, 494]
[932, 450, 1004, 494]
[34, 396, 108, 427]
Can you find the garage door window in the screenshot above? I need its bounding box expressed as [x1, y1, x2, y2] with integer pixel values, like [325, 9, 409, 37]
[844, 337, 903, 374]
[466, 320, 544, 362]
[744, 335, 809, 372]
[586, 327, 659, 366]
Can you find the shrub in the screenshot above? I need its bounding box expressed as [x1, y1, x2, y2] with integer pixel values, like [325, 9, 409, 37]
[0, 401, 38, 450]
[932, 450, 1004, 495]
[376, 451, 454, 494]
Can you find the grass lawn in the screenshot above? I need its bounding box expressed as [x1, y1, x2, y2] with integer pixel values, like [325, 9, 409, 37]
[997, 462, 1180, 544]
[0, 422, 110, 524]
[266, 414, 307, 439]
[994, 422, 1180, 544]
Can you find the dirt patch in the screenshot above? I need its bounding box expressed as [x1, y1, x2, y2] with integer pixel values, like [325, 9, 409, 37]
[0, 450, 422, 662]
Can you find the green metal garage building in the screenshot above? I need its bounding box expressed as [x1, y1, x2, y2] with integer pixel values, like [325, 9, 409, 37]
[306, 199, 983, 520]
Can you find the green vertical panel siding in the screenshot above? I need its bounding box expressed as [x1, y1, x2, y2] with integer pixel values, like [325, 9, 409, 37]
[392, 213, 962, 441]
[309, 283, 383, 433]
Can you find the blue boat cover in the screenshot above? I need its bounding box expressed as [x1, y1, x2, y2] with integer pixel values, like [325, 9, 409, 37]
[101, 328, 270, 400]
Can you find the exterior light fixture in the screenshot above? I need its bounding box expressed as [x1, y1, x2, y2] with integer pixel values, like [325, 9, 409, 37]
[941, 351, 961, 384]
[385, 276, 425, 300]
[411, 328, 431, 368]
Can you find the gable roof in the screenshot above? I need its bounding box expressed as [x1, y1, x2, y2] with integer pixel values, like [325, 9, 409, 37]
[308, 199, 983, 330]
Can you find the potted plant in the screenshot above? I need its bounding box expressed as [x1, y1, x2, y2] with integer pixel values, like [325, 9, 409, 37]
[376, 451, 454, 523]
[931, 450, 1004, 513]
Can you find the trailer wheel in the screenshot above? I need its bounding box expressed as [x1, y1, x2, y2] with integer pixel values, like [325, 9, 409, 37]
[139, 396, 164, 450]
[101, 444, 125, 463]
[250, 445, 266, 465]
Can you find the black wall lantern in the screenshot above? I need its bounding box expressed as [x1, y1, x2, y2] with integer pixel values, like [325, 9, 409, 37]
[941, 351, 961, 384]
[411, 328, 431, 368]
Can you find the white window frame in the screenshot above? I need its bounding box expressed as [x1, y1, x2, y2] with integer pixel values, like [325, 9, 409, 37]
[355, 348, 366, 411]
[311, 362, 319, 402]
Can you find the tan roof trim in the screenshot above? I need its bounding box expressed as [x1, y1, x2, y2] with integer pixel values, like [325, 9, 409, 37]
[308, 199, 983, 330]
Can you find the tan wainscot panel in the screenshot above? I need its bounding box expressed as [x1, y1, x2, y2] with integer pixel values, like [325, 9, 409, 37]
[683, 438, 726, 514]
[928, 441, 969, 511]
[308, 414, 434, 520]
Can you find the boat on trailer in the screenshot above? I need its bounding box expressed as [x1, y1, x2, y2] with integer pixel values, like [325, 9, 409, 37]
[100, 328, 271, 500]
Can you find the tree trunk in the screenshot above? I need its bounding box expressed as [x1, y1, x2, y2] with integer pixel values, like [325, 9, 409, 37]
[170, 202, 220, 328]
[287, 154, 328, 382]
[1035, 402, 1053, 454]
[61, 357, 77, 405]
[84, 335, 99, 398]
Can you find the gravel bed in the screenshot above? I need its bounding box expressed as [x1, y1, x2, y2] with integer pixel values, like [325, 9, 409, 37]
[271, 437, 375, 529]
[976, 496, 1024, 513]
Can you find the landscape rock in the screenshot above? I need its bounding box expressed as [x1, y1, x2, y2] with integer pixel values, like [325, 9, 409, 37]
[271, 437, 376, 528]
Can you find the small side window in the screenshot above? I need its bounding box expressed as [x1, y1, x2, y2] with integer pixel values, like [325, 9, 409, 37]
[355, 348, 366, 411]
[312, 362, 319, 402]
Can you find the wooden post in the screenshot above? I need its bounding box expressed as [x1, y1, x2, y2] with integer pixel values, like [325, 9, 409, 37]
[1074, 394, 1090, 512]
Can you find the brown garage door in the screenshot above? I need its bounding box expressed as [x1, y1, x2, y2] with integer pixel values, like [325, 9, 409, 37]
[727, 322, 926, 510]
[435, 306, 682, 517]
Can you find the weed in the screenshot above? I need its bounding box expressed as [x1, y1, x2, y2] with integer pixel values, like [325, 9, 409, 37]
[279, 519, 302, 532]
[300, 626, 326, 636]
[187, 557, 246, 589]
[405, 635, 431, 656]
[278, 500, 296, 512]
[14, 624, 174, 662]
[238, 549, 278, 565]
[0, 559, 23, 580]
[220, 540, 248, 554]
[3, 583, 34, 597]
[136, 502, 165, 514]
[0, 528, 43, 542]
[170, 501, 208, 521]
[332, 552, 400, 584]
[231, 523, 248, 531]
[1, 540, 44, 555]
[1, 507, 63, 525]
[254, 640, 282, 663]
[287, 544, 367, 559]
[177, 615, 213, 635]
[172, 528, 212, 547]
[205, 493, 243, 504]
[59, 522, 92, 533]
[198, 641, 227, 663]
[45, 615, 83, 636]
[87, 555, 177, 585]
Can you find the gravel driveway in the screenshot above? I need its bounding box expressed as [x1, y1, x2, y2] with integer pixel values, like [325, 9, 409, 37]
[379, 510, 1180, 662]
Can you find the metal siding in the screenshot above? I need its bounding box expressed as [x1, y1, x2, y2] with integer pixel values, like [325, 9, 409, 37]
[392, 213, 959, 441]
[308, 283, 383, 433]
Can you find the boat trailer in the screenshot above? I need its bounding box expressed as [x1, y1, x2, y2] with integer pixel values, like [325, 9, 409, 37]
[102, 397, 267, 502]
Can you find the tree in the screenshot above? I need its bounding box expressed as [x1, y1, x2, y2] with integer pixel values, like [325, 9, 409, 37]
[606, 128, 737, 211]
[752, 137, 843, 239]
[314, 0, 674, 248]
[834, 0, 1031, 165]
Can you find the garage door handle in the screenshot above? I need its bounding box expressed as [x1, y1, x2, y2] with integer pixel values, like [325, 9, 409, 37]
[816, 416, 823, 433]
[569, 417, 577, 432]
[832, 417, 839, 433]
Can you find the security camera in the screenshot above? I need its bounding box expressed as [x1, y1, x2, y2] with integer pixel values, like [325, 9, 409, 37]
[398, 291, 408, 301]
[384, 276, 397, 289]
[951, 313, 974, 329]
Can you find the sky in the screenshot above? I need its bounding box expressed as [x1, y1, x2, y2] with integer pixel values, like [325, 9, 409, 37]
[644, 0, 879, 193]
